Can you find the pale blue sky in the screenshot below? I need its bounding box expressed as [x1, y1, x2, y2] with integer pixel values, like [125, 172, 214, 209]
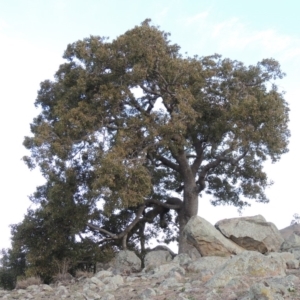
[1, 0, 299, 250]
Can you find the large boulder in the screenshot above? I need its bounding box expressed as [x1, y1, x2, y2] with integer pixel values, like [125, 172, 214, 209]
[150, 245, 177, 258]
[206, 251, 287, 288]
[113, 250, 141, 273]
[279, 223, 300, 240]
[281, 233, 300, 251]
[144, 250, 173, 270]
[280, 223, 300, 252]
[183, 216, 245, 257]
[215, 215, 284, 253]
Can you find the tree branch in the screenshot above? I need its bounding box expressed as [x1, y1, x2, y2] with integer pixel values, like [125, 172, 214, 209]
[87, 204, 146, 246]
[144, 197, 182, 210]
[191, 140, 205, 175]
[139, 84, 162, 97]
[197, 148, 249, 191]
[155, 154, 180, 172]
[86, 223, 118, 238]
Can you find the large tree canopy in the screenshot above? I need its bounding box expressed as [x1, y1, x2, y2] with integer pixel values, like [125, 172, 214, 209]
[23, 19, 289, 255]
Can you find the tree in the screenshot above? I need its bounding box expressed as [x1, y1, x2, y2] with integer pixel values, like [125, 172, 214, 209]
[0, 247, 26, 290]
[23, 19, 290, 254]
[8, 201, 116, 282]
[291, 213, 300, 225]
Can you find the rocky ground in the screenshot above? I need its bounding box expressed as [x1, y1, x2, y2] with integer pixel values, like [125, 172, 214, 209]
[1, 253, 300, 300]
[2, 215, 300, 299]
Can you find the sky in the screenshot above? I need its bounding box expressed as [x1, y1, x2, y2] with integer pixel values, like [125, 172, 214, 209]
[0, 0, 299, 251]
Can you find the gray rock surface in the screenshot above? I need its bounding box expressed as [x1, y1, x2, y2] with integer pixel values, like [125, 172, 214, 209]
[206, 250, 287, 288]
[280, 223, 300, 240]
[215, 215, 284, 253]
[183, 215, 245, 256]
[150, 245, 177, 257]
[113, 250, 141, 273]
[281, 233, 300, 252]
[144, 250, 172, 270]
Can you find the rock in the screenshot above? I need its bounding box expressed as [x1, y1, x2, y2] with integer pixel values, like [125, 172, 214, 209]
[173, 253, 193, 266]
[102, 294, 115, 300]
[102, 274, 123, 288]
[55, 285, 69, 296]
[286, 259, 300, 269]
[150, 245, 177, 257]
[248, 281, 286, 300]
[90, 276, 105, 287]
[281, 232, 300, 252]
[245, 275, 300, 300]
[215, 215, 284, 253]
[266, 252, 298, 269]
[280, 223, 300, 240]
[186, 256, 229, 282]
[206, 251, 286, 288]
[159, 276, 183, 289]
[148, 262, 185, 279]
[185, 245, 202, 259]
[95, 270, 113, 279]
[3, 215, 300, 300]
[139, 287, 156, 299]
[183, 215, 245, 257]
[290, 249, 300, 260]
[96, 259, 114, 271]
[144, 250, 172, 270]
[113, 250, 141, 273]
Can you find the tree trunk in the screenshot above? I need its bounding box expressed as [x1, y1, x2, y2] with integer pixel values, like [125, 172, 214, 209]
[178, 183, 199, 254]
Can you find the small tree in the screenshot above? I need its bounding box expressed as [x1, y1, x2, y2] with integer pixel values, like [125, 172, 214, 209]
[23, 20, 290, 254]
[9, 203, 116, 282]
[291, 213, 300, 225]
[0, 248, 26, 290]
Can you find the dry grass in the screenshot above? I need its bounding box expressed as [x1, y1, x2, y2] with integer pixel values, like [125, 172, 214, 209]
[15, 276, 42, 289]
[52, 258, 74, 283]
[75, 270, 94, 279]
[53, 272, 73, 283]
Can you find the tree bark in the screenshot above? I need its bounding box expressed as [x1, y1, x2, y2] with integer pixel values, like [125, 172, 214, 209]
[178, 183, 199, 254]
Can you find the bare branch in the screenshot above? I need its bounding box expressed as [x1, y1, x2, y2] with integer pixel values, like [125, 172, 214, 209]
[87, 204, 146, 245]
[197, 148, 249, 191]
[144, 197, 182, 210]
[117, 204, 145, 239]
[87, 223, 118, 238]
[155, 154, 180, 172]
[139, 84, 162, 97]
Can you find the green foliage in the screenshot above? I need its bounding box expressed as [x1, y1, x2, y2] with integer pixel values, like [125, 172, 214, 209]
[8, 205, 116, 282]
[0, 268, 15, 290]
[0, 248, 26, 290]
[17, 18, 290, 262]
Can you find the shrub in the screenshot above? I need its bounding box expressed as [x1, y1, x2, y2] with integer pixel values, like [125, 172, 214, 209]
[15, 276, 42, 289]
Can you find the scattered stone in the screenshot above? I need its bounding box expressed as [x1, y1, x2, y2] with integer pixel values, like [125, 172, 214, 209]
[2, 215, 300, 300]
